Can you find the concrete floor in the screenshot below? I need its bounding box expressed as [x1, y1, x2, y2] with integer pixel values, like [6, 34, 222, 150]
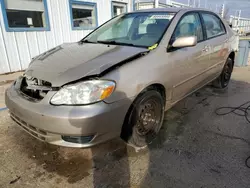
[0, 71, 23, 109]
[0, 67, 250, 188]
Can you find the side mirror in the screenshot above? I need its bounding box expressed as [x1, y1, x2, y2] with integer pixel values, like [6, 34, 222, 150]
[172, 36, 197, 48]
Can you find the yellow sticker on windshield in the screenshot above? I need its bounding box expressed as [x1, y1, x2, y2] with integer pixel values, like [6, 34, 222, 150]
[148, 43, 158, 50]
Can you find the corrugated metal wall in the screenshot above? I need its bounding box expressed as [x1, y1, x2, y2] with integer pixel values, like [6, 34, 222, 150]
[137, 3, 153, 10]
[0, 0, 132, 74]
[135, 1, 189, 11]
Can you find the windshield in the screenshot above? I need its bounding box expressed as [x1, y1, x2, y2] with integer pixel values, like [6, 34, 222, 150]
[83, 12, 176, 48]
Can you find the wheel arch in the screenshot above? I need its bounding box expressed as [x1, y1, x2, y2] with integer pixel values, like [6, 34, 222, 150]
[120, 83, 166, 141]
[228, 51, 236, 66]
[142, 83, 166, 100]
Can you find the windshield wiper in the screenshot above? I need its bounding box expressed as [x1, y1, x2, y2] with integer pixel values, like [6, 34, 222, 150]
[79, 39, 96, 44]
[97, 40, 135, 47]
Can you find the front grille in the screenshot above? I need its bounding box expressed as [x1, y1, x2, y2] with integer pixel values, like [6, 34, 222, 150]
[10, 113, 47, 141]
[19, 76, 52, 101]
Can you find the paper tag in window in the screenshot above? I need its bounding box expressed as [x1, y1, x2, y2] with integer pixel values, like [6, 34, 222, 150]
[150, 15, 174, 20]
[27, 18, 33, 26]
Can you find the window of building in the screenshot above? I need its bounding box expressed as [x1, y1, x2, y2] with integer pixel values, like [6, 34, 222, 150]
[1, 0, 50, 32]
[69, 1, 98, 30]
[201, 13, 226, 39]
[111, 1, 127, 17]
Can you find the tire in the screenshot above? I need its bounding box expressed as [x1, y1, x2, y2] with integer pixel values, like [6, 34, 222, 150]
[121, 89, 165, 148]
[212, 58, 233, 89]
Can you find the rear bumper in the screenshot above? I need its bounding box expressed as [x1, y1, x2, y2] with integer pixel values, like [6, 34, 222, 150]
[5, 85, 132, 148]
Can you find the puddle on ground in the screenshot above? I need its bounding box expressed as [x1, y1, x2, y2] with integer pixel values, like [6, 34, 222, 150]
[22, 143, 94, 183]
[18, 110, 187, 184]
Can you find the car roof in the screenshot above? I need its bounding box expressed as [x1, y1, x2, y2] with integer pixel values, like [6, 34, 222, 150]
[134, 7, 210, 13]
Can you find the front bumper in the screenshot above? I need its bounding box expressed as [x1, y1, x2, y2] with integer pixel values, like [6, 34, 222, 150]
[5, 85, 132, 148]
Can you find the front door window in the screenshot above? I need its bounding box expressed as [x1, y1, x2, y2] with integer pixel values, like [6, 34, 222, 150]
[173, 13, 204, 42]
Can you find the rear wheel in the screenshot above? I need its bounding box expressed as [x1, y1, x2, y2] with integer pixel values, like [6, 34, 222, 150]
[121, 89, 165, 148]
[213, 58, 233, 89]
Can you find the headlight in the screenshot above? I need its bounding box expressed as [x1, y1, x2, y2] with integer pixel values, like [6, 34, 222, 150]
[50, 80, 115, 105]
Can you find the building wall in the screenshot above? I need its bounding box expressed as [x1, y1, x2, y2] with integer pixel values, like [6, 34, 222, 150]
[136, 2, 171, 9]
[135, 0, 189, 10]
[136, 2, 153, 10]
[0, 0, 133, 74]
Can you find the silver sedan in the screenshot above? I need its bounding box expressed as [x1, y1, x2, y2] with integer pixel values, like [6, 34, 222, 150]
[6, 8, 237, 148]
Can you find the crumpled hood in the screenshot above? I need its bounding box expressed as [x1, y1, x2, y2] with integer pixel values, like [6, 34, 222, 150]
[25, 42, 148, 86]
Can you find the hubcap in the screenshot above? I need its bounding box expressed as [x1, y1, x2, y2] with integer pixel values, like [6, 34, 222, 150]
[136, 99, 162, 136]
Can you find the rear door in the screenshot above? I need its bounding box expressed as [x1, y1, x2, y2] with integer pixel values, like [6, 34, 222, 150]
[168, 12, 211, 102]
[200, 12, 228, 78]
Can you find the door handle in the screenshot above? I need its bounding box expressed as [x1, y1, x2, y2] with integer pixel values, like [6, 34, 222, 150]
[202, 46, 209, 52]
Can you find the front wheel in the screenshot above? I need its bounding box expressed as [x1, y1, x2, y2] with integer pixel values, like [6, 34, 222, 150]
[121, 89, 165, 148]
[212, 58, 233, 89]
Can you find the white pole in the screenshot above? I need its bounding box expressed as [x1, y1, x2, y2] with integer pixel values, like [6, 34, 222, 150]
[205, 0, 207, 8]
[238, 10, 241, 32]
[221, 4, 225, 18]
[155, 0, 159, 8]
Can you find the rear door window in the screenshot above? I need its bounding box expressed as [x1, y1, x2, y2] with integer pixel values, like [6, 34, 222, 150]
[201, 13, 226, 39]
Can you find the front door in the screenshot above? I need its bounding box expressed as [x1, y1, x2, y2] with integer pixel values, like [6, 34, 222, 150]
[168, 13, 211, 102]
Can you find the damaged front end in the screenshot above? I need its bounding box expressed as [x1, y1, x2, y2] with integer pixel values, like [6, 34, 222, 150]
[16, 44, 149, 103]
[15, 76, 53, 102]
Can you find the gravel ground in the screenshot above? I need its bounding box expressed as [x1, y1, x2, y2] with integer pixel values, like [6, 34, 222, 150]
[0, 67, 250, 188]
